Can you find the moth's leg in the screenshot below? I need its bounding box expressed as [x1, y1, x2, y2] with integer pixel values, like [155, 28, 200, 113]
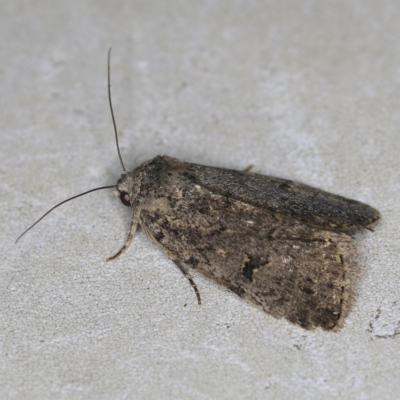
[107, 217, 138, 261]
[173, 260, 201, 305]
[243, 165, 253, 173]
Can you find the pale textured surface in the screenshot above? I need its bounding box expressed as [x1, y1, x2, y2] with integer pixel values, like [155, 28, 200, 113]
[1, 1, 399, 399]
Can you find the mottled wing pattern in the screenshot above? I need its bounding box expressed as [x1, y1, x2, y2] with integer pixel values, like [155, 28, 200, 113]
[139, 179, 359, 331]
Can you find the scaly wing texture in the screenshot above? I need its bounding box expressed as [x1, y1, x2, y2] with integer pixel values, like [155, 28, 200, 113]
[159, 156, 379, 230]
[139, 181, 359, 331]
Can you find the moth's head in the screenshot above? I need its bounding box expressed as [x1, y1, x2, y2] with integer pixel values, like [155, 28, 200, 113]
[115, 169, 144, 207]
[115, 159, 156, 208]
[115, 172, 134, 207]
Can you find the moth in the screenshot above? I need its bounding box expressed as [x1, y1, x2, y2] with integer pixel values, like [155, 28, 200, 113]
[17, 50, 380, 331]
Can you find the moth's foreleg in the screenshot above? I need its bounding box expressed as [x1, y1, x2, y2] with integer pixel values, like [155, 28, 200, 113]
[173, 260, 201, 305]
[243, 165, 253, 173]
[107, 216, 138, 261]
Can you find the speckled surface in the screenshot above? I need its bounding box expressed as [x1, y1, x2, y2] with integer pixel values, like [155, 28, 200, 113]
[1, 1, 400, 399]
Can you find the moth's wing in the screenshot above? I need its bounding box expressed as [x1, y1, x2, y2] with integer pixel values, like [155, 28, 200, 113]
[139, 179, 359, 331]
[179, 158, 380, 231]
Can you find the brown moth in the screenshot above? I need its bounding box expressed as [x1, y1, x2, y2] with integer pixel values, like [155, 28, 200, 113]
[17, 50, 380, 331]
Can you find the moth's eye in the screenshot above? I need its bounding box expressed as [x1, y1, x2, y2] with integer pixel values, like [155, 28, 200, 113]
[120, 192, 131, 207]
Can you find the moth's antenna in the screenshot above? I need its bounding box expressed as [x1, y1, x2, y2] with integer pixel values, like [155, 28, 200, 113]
[15, 185, 116, 244]
[108, 48, 126, 172]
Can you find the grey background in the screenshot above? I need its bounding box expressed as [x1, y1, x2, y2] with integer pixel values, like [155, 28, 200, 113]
[1, 1, 399, 399]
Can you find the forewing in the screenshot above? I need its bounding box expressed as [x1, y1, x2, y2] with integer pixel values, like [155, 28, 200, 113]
[139, 180, 359, 331]
[182, 159, 380, 230]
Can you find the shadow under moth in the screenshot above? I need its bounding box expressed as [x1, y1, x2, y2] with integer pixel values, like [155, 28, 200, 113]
[17, 50, 380, 331]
